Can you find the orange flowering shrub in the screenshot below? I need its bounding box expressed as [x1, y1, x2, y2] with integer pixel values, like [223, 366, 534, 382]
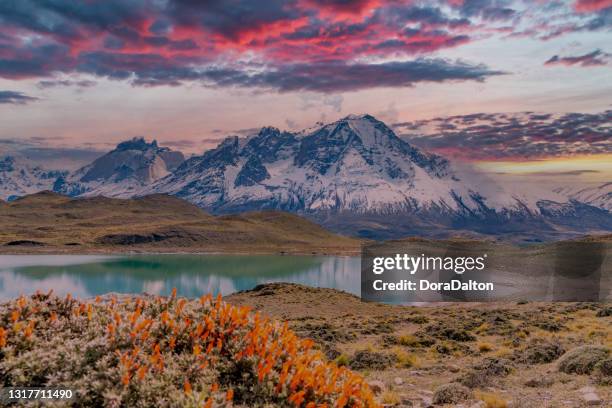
[0, 291, 379, 407]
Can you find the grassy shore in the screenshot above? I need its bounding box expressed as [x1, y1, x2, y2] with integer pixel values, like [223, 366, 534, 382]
[0, 192, 361, 255]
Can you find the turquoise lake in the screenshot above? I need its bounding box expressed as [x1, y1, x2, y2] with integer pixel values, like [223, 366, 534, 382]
[0, 255, 360, 300]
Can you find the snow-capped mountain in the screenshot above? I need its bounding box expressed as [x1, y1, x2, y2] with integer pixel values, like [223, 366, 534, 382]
[143, 115, 552, 213]
[54, 138, 184, 198]
[554, 183, 612, 211]
[0, 155, 67, 201]
[137, 114, 611, 240]
[6, 115, 609, 240]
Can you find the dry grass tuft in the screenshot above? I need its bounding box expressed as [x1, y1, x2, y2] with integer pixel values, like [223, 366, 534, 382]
[475, 391, 509, 408]
[394, 348, 419, 368]
[478, 342, 494, 353]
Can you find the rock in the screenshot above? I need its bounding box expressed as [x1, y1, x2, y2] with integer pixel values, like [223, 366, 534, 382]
[367, 380, 385, 395]
[399, 395, 413, 406]
[420, 397, 433, 407]
[394, 377, 404, 386]
[432, 383, 472, 404]
[447, 364, 461, 373]
[558, 346, 610, 374]
[580, 386, 601, 406]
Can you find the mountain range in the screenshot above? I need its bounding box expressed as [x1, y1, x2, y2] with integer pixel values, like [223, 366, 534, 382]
[0, 155, 66, 201]
[1, 114, 610, 241]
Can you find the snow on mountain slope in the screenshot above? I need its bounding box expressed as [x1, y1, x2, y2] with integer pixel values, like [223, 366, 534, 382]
[143, 114, 568, 217]
[0, 155, 67, 201]
[54, 138, 184, 198]
[554, 183, 612, 211]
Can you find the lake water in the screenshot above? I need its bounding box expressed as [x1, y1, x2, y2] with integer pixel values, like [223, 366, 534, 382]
[0, 255, 361, 301]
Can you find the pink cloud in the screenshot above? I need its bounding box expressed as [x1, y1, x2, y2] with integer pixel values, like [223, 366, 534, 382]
[574, 0, 612, 12]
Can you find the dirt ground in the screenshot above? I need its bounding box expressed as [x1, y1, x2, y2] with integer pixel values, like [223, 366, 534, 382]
[227, 283, 612, 408]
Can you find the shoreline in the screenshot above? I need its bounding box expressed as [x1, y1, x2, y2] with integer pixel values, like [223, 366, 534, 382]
[0, 245, 362, 256]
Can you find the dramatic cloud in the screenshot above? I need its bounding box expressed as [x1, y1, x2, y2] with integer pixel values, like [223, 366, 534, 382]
[195, 59, 504, 93]
[545, 49, 610, 67]
[0, 0, 607, 92]
[574, 0, 612, 13]
[395, 111, 612, 160]
[0, 90, 38, 105]
[452, 0, 518, 21]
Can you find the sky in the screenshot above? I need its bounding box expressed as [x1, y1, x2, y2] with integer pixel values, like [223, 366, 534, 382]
[0, 0, 610, 182]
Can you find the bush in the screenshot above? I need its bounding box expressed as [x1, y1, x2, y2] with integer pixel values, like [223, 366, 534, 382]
[335, 354, 350, 367]
[349, 350, 395, 371]
[459, 357, 513, 388]
[593, 358, 612, 385]
[422, 322, 475, 342]
[520, 340, 565, 364]
[432, 382, 472, 404]
[474, 357, 514, 376]
[595, 306, 611, 317]
[0, 292, 379, 407]
[558, 345, 610, 375]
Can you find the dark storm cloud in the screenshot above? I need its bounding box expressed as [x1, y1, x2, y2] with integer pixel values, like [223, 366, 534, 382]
[395, 110, 612, 160]
[0, 90, 39, 105]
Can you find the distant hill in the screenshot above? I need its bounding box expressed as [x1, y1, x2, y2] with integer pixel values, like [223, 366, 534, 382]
[0, 191, 360, 254]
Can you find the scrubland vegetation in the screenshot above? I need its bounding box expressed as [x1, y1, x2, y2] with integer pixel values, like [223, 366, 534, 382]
[0, 290, 377, 407]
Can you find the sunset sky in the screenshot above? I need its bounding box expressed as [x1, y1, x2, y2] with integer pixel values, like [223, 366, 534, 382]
[0, 0, 610, 181]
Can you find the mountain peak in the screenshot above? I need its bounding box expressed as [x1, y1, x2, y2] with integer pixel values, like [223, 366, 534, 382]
[116, 137, 159, 152]
[258, 126, 281, 135]
[53, 138, 185, 197]
[340, 113, 378, 122]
